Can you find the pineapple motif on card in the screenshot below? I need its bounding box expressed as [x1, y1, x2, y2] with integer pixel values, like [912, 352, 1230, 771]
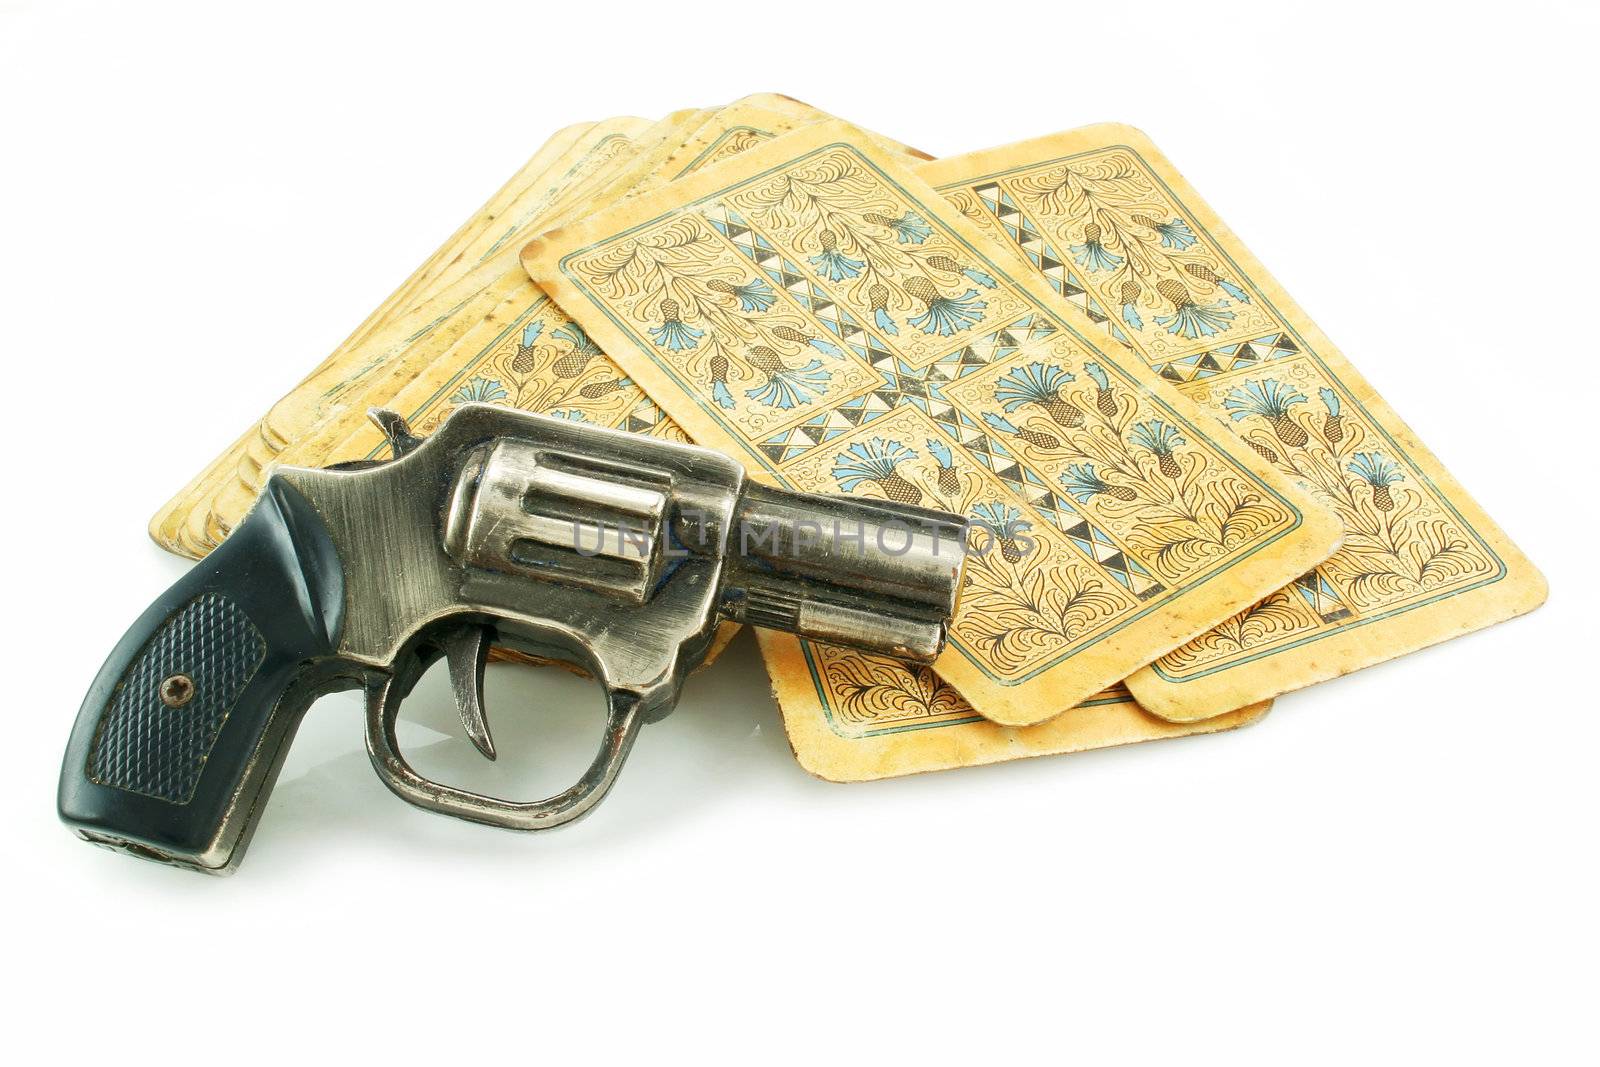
[937, 144, 1500, 677]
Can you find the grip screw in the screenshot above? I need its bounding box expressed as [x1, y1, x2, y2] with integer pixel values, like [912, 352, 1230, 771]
[158, 673, 195, 708]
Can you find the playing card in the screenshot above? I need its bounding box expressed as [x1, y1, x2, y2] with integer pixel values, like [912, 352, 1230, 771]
[918, 126, 1546, 719]
[152, 118, 654, 556]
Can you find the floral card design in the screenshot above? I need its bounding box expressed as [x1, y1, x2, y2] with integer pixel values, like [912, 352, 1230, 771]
[524, 121, 1340, 727]
[922, 126, 1545, 719]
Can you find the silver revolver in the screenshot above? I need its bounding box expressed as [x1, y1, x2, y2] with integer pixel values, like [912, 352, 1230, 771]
[58, 404, 968, 872]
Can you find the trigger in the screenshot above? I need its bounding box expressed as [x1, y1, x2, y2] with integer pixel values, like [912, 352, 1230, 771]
[442, 625, 496, 761]
[368, 407, 424, 458]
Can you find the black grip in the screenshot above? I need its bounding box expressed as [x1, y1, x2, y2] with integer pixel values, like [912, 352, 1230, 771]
[59, 479, 349, 872]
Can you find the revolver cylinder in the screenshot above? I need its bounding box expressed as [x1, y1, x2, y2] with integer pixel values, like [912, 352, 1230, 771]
[443, 440, 671, 604]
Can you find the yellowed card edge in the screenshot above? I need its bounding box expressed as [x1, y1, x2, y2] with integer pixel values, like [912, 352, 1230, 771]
[758, 630, 1270, 782]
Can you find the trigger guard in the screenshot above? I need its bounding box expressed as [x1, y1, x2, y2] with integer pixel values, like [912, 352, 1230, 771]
[363, 669, 647, 832]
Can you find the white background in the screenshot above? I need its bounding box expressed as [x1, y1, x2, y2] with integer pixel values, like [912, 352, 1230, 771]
[2, 1, 1595, 1061]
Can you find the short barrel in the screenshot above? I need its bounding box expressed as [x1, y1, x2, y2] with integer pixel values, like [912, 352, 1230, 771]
[720, 484, 967, 662]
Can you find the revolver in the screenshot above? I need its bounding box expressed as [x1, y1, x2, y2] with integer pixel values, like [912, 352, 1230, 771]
[58, 404, 967, 872]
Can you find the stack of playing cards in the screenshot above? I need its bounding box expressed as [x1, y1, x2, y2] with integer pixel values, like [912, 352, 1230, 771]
[149, 94, 1545, 781]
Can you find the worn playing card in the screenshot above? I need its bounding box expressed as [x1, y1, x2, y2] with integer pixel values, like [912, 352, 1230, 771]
[157, 118, 662, 557]
[522, 120, 1342, 726]
[144, 105, 1277, 779]
[241, 120, 653, 476]
[151, 118, 655, 556]
[267, 112, 724, 476]
[918, 126, 1546, 719]
[146, 121, 596, 555]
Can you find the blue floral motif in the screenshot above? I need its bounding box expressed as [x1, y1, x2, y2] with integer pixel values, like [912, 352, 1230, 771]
[1155, 295, 1234, 339]
[1083, 361, 1110, 393]
[1069, 221, 1120, 273]
[709, 353, 735, 409]
[649, 305, 704, 352]
[1070, 237, 1123, 273]
[745, 360, 831, 410]
[970, 501, 1022, 535]
[1223, 378, 1307, 422]
[831, 438, 917, 493]
[1127, 419, 1185, 453]
[925, 436, 962, 494]
[908, 287, 987, 337]
[1348, 452, 1405, 509]
[1148, 217, 1197, 249]
[1129, 420, 1187, 476]
[451, 376, 509, 404]
[1060, 463, 1113, 503]
[730, 278, 776, 312]
[994, 361, 1073, 413]
[875, 307, 900, 335]
[883, 211, 932, 244]
[1347, 452, 1403, 486]
[650, 319, 703, 350]
[1115, 281, 1143, 329]
[809, 248, 864, 282]
[547, 408, 589, 422]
